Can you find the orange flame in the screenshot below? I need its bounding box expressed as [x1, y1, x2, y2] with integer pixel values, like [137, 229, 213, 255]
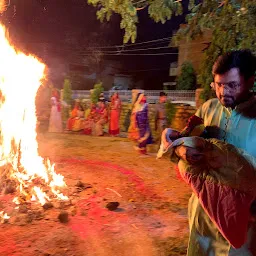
[0, 24, 68, 205]
[0, 0, 9, 13]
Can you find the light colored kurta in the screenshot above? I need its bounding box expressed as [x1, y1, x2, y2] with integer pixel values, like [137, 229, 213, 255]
[48, 97, 63, 133]
[186, 96, 256, 256]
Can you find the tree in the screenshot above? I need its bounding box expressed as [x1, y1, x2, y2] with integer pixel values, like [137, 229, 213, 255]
[88, 0, 256, 100]
[91, 82, 104, 103]
[63, 78, 73, 105]
[176, 61, 196, 90]
[173, 0, 256, 99]
[62, 78, 73, 120]
[87, 0, 183, 43]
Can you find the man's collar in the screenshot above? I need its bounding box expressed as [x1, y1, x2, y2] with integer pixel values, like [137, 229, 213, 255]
[235, 94, 255, 110]
[234, 95, 256, 118]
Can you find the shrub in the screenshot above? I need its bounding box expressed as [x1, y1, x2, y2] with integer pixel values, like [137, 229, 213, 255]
[166, 100, 177, 126]
[62, 78, 72, 121]
[176, 62, 196, 90]
[91, 82, 104, 104]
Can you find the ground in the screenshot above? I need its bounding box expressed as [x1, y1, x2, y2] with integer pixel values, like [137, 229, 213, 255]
[0, 133, 191, 256]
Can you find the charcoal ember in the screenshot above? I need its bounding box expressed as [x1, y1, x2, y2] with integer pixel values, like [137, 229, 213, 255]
[54, 200, 72, 209]
[106, 202, 120, 211]
[58, 211, 69, 223]
[76, 181, 92, 190]
[17, 194, 27, 204]
[28, 209, 44, 220]
[12, 213, 33, 225]
[18, 204, 28, 213]
[3, 182, 16, 194]
[1, 218, 9, 224]
[42, 202, 53, 210]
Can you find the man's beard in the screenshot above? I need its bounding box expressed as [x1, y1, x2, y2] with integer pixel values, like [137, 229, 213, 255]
[220, 95, 235, 108]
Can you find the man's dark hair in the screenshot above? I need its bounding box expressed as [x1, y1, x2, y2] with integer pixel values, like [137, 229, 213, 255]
[212, 50, 256, 80]
[159, 92, 167, 97]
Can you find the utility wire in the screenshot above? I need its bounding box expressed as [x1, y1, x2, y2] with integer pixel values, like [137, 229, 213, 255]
[80, 45, 176, 53]
[79, 50, 205, 56]
[70, 40, 209, 54]
[79, 52, 178, 56]
[86, 36, 172, 49]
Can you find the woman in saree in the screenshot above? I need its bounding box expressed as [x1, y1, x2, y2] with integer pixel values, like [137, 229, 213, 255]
[48, 89, 63, 133]
[95, 100, 108, 136]
[66, 100, 79, 131]
[83, 103, 97, 135]
[128, 93, 153, 154]
[72, 104, 85, 132]
[109, 92, 121, 136]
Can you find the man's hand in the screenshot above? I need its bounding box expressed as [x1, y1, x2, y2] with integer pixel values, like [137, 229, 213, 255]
[161, 128, 181, 149]
[175, 145, 204, 164]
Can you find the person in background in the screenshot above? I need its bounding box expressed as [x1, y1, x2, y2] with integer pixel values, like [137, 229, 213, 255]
[95, 100, 108, 136]
[83, 103, 97, 135]
[72, 104, 85, 132]
[155, 91, 167, 143]
[99, 92, 105, 102]
[163, 50, 256, 256]
[128, 93, 153, 154]
[109, 92, 122, 136]
[66, 100, 80, 131]
[83, 101, 91, 119]
[48, 89, 63, 133]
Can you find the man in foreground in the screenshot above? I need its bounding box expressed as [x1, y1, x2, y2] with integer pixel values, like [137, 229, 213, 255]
[164, 50, 256, 255]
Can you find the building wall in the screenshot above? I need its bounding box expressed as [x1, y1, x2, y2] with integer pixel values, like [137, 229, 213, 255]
[177, 29, 212, 74]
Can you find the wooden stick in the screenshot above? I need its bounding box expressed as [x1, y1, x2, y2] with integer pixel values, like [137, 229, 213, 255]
[106, 188, 122, 198]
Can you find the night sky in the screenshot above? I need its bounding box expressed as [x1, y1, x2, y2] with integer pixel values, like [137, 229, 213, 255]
[1, 0, 189, 89]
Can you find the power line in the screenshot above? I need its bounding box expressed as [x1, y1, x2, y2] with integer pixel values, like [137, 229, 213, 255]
[83, 50, 204, 56]
[79, 45, 176, 54]
[68, 49, 204, 59]
[86, 36, 172, 50]
[80, 52, 178, 56]
[73, 40, 209, 54]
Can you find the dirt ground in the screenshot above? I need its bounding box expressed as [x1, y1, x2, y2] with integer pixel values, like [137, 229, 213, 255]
[0, 132, 192, 256]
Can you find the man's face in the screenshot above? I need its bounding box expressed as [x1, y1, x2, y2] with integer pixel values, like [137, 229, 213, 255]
[160, 96, 167, 103]
[214, 68, 251, 108]
[139, 95, 146, 105]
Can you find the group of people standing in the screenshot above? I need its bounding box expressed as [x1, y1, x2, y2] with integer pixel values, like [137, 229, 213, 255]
[48, 88, 168, 156]
[48, 91, 122, 136]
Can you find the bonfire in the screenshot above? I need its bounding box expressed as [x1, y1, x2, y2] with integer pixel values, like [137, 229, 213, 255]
[0, 24, 68, 223]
